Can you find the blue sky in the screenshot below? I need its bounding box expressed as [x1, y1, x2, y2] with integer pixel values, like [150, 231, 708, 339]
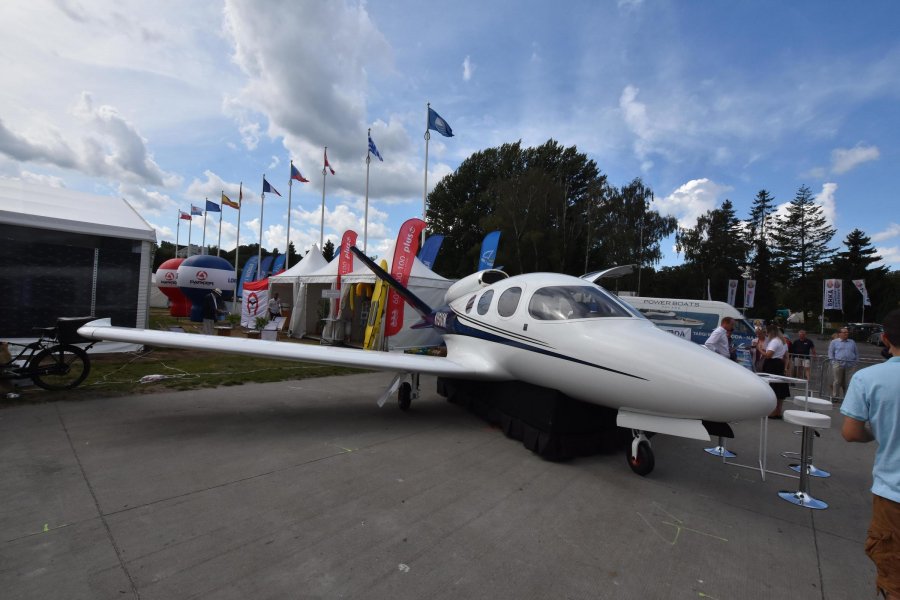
[1, 0, 898, 270]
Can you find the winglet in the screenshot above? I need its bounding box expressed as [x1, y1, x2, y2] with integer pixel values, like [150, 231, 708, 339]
[349, 246, 434, 322]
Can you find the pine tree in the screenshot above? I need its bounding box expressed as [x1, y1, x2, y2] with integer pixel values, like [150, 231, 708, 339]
[675, 199, 749, 300]
[744, 190, 778, 319]
[771, 185, 836, 317]
[834, 229, 889, 321]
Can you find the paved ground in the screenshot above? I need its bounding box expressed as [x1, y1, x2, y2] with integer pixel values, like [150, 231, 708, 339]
[0, 372, 879, 599]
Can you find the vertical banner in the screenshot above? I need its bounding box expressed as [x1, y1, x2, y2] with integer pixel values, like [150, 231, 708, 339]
[852, 279, 871, 306]
[726, 280, 738, 306]
[334, 230, 359, 315]
[418, 234, 445, 270]
[478, 230, 502, 270]
[744, 280, 756, 308]
[823, 279, 843, 310]
[385, 218, 427, 337]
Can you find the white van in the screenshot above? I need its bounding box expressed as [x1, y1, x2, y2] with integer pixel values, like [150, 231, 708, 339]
[618, 296, 756, 349]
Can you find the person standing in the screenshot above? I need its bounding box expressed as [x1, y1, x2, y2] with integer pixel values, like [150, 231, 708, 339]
[841, 309, 900, 600]
[829, 326, 859, 400]
[202, 289, 225, 335]
[762, 323, 790, 418]
[791, 329, 817, 380]
[268, 292, 282, 321]
[704, 316, 734, 359]
[751, 326, 767, 372]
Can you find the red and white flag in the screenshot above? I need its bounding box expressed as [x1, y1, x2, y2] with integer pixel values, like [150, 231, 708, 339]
[384, 218, 427, 337]
[324, 148, 335, 175]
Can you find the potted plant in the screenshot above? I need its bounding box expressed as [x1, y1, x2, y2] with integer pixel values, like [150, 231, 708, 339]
[215, 313, 241, 337]
[257, 316, 278, 341]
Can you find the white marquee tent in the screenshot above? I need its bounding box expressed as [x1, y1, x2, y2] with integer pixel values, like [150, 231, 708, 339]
[267, 243, 328, 315]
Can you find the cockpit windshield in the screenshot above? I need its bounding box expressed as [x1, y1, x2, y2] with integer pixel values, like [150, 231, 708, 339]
[528, 286, 636, 320]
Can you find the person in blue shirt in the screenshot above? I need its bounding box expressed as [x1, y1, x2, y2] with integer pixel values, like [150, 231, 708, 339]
[841, 309, 900, 600]
[829, 326, 859, 400]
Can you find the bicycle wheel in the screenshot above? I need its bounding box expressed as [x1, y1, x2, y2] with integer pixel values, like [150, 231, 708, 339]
[31, 344, 90, 390]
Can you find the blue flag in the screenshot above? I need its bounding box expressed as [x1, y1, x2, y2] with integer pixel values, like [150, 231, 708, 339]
[427, 107, 454, 137]
[368, 135, 383, 161]
[190, 204, 203, 216]
[478, 230, 501, 270]
[205, 199, 221, 212]
[262, 178, 282, 197]
[418, 235, 444, 269]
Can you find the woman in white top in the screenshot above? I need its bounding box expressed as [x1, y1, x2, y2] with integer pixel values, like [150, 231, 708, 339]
[762, 323, 790, 417]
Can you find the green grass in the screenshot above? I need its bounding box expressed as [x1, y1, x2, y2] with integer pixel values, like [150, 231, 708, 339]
[1, 308, 365, 406]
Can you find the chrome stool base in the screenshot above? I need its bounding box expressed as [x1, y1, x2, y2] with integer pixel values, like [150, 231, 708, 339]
[778, 490, 828, 510]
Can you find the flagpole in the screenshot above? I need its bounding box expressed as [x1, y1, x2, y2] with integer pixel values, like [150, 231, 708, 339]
[287, 161, 294, 270]
[320, 147, 328, 248]
[365, 129, 371, 253]
[235, 183, 242, 299]
[423, 103, 430, 220]
[187, 212, 193, 257]
[258, 175, 265, 278]
[175, 211, 181, 258]
[202, 198, 208, 255]
[217, 194, 223, 257]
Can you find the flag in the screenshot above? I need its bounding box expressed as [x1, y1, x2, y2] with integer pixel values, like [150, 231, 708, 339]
[206, 199, 221, 213]
[222, 193, 239, 209]
[478, 231, 501, 270]
[324, 149, 335, 175]
[823, 279, 843, 310]
[179, 211, 192, 221]
[744, 280, 756, 308]
[427, 107, 454, 137]
[190, 205, 203, 216]
[726, 280, 738, 306]
[368, 135, 383, 161]
[262, 178, 281, 197]
[385, 218, 427, 337]
[239, 182, 243, 202]
[852, 279, 871, 306]
[291, 163, 309, 183]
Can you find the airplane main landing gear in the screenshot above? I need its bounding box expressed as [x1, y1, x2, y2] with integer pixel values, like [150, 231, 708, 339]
[397, 373, 420, 411]
[627, 430, 655, 476]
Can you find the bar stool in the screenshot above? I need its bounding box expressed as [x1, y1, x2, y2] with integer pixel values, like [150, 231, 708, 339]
[787, 396, 832, 478]
[778, 410, 831, 510]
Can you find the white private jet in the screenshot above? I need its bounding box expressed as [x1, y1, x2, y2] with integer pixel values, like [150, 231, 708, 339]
[77, 247, 775, 475]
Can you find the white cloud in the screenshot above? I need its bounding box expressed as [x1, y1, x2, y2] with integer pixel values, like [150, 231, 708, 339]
[656, 178, 731, 228]
[872, 223, 900, 243]
[814, 182, 838, 226]
[875, 245, 900, 268]
[831, 144, 879, 174]
[462, 55, 475, 81]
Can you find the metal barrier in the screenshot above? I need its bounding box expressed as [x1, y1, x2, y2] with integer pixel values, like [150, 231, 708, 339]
[781, 353, 884, 401]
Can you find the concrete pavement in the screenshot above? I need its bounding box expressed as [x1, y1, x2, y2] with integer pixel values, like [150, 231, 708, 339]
[0, 372, 878, 599]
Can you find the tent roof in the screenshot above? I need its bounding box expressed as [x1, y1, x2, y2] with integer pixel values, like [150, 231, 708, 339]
[0, 179, 157, 242]
[269, 243, 328, 280]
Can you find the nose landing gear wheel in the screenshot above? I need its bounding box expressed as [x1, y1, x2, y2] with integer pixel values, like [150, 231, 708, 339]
[627, 440, 655, 476]
[398, 381, 412, 411]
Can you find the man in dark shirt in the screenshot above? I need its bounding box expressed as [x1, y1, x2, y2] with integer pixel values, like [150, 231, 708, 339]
[790, 329, 816, 380]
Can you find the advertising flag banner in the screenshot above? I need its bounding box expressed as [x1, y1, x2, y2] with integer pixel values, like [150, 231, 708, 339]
[852, 279, 871, 306]
[336, 230, 359, 288]
[240, 279, 269, 328]
[478, 231, 502, 270]
[744, 280, 756, 308]
[823, 279, 843, 310]
[726, 279, 738, 306]
[385, 218, 427, 337]
[418, 234, 445, 269]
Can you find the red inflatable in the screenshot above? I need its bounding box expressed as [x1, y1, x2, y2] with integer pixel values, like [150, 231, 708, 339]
[156, 258, 192, 317]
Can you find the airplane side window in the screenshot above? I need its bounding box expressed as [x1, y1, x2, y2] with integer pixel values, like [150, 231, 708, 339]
[476, 289, 494, 315]
[530, 286, 632, 320]
[497, 287, 521, 317]
[465, 295, 476, 313]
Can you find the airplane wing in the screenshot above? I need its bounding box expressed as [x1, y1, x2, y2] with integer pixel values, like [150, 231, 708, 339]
[77, 319, 478, 378]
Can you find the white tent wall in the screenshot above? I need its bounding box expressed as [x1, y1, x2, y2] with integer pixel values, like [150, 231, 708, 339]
[268, 244, 327, 328]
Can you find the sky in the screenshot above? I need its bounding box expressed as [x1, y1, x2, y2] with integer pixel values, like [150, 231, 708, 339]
[1, 0, 898, 271]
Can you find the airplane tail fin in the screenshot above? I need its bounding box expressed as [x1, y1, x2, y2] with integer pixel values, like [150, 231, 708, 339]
[350, 246, 434, 325]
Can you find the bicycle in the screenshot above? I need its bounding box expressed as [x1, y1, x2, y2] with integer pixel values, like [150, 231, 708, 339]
[1, 316, 98, 391]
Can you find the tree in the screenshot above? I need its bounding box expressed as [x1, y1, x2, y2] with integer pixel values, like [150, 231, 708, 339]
[770, 185, 836, 318]
[427, 139, 606, 277]
[675, 199, 749, 300]
[322, 240, 335, 262]
[834, 229, 890, 321]
[744, 190, 778, 319]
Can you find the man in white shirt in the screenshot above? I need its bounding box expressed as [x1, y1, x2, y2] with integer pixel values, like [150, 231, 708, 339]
[704, 316, 734, 359]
